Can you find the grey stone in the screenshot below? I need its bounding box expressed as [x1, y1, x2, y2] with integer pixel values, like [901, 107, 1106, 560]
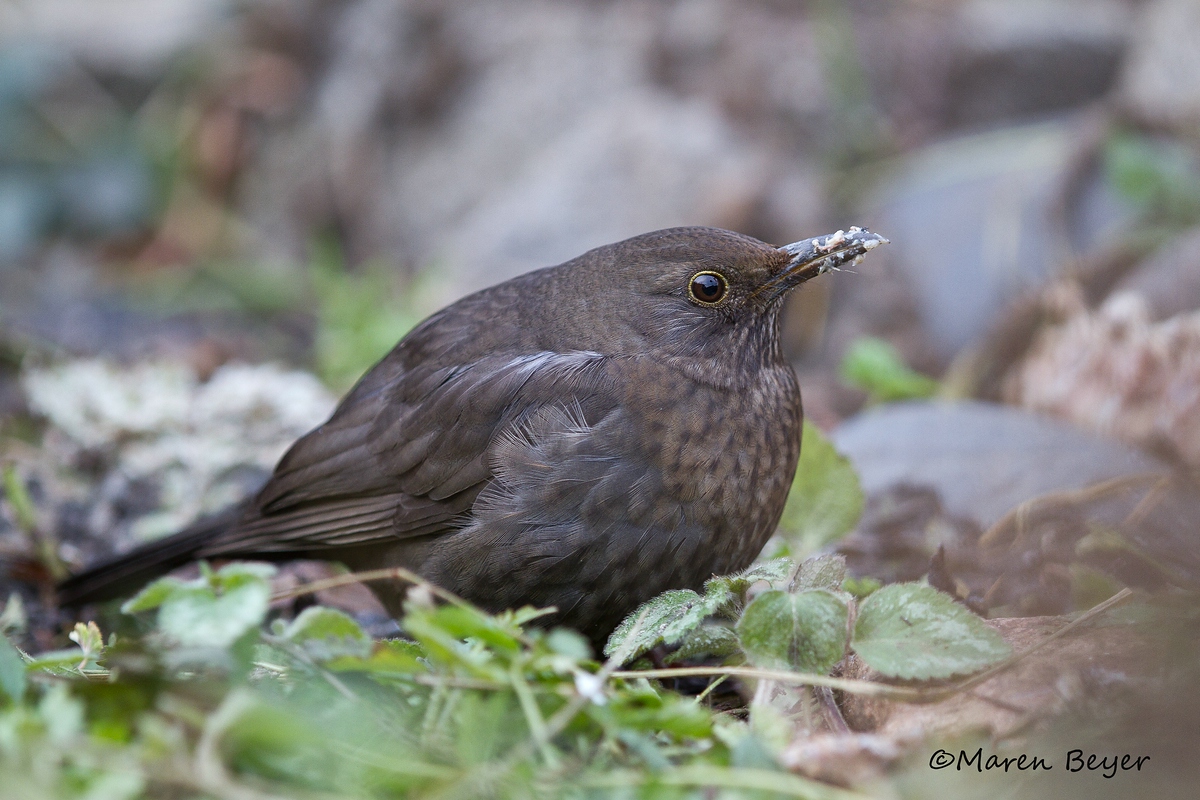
[423, 90, 767, 301]
[943, 0, 1131, 128]
[860, 0, 1132, 138]
[1117, 0, 1200, 135]
[831, 401, 1165, 529]
[865, 119, 1137, 361]
[379, 0, 771, 303]
[236, 0, 825, 287]
[1114, 226, 1200, 319]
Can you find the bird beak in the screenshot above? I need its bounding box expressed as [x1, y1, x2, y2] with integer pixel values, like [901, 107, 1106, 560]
[775, 227, 889, 289]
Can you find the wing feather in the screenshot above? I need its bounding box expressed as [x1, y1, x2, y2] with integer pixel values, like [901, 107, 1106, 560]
[214, 350, 615, 553]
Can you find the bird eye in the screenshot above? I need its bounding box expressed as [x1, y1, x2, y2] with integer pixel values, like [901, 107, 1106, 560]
[688, 271, 728, 305]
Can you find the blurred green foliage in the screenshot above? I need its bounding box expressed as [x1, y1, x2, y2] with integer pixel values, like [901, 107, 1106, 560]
[0, 549, 1010, 800]
[839, 337, 938, 404]
[775, 421, 865, 557]
[1105, 130, 1200, 229]
[309, 236, 422, 391]
[0, 415, 1025, 798]
[125, 235, 424, 391]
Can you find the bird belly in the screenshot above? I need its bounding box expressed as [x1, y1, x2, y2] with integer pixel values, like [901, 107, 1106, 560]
[404, 366, 801, 642]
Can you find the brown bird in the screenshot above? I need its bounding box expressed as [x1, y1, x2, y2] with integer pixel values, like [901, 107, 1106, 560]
[58, 226, 886, 645]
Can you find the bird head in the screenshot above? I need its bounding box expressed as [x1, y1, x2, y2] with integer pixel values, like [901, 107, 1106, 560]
[553, 226, 887, 374]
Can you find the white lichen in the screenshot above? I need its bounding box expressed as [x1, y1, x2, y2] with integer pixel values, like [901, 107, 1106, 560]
[23, 360, 336, 543]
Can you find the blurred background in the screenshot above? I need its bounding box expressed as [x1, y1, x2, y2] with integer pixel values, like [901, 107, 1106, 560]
[2, 0, 1200, 614]
[2, 0, 1200, 615]
[1, 0, 1198, 407]
[0, 1, 1195, 614]
[0, 0, 1199, 793]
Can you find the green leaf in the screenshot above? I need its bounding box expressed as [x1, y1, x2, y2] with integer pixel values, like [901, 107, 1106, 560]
[704, 558, 794, 598]
[121, 561, 277, 614]
[125, 562, 276, 648]
[604, 589, 726, 660]
[1104, 131, 1200, 225]
[601, 688, 713, 739]
[669, 624, 742, 663]
[0, 634, 26, 702]
[424, 604, 524, 653]
[121, 577, 187, 614]
[28, 648, 91, 672]
[842, 575, 882, 598]
[283, 607, 372, 661]
[326, 638, 428, 675]
[851, 583, 1012, 679]
[401, 604, 509, 678]
[38, 684, 84, 744]
[776, 422, 864, 555]
[839, 336, 938, 402]
[791, 554, 847, 592]
[544, 628, 591, 661]
[735, 589, 848, 673]
[157, 583, 271, 649]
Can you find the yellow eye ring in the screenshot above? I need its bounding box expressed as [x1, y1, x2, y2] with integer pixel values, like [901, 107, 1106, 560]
[688, 271, 728, 305]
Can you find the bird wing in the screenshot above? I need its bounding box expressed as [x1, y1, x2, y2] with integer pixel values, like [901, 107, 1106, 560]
[200, 350, 616, 555]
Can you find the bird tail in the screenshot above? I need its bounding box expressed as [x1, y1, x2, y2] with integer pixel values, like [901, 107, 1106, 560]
[56, 504, 246, 608]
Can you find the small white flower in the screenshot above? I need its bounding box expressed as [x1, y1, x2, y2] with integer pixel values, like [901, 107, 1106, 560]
[574, 671, 607, 705]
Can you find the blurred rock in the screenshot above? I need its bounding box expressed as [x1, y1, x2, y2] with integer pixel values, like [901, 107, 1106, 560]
[58, 153, 156, 236]
[781, 732, 901, 788]
[655, 0, 829, 141]
[427, 90, 767, 299]
[864, 119, 1136, 362]
[831, 401, 1200, 616]
[942, 0, 1130, 129]
[240, 0, 814, 301]
[0, 0, 232, 75]
[1114, 226, 1200, 320]
[0, 173, 55, 266]
[832, 401, 1164, 530]
[862, 0, 1131, 141]
[1117, 0, 1200, 135]
[384, 0, 770, 300]
[1006, 290, 1200, 466]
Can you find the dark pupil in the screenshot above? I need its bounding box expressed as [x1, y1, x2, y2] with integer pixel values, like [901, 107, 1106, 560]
[693, 274, 723, 301]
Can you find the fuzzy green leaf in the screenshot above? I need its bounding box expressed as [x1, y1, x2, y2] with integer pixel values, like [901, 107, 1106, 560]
[776, 422, 864, 555]
[704, 558, 794, 599]
[604, 589, 726, 660]
[28, 649, 91, 672]
[791, 554, 847, 592]
[669, 624, 742, 663]
[851, 583, 1011, 679]
[735, 589, 848, 673]
[326, 638, 428, 675]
